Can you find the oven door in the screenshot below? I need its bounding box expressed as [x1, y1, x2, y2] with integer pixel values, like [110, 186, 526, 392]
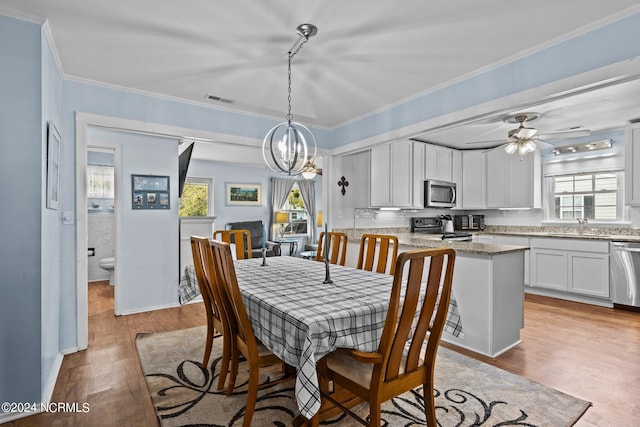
[425, 180, 456, 208]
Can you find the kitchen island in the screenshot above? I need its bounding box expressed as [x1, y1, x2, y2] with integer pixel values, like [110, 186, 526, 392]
[338, 229, 529, 357]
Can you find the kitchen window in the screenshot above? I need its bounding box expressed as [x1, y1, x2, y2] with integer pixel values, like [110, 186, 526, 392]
[551, 173, 619, 220]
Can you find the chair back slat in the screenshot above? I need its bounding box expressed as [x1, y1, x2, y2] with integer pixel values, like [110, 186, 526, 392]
[357, 234, 398, 275]
[210, 240, 257, 349]
[316, 231, 348, 266]
[406, 254, 445, 371]
[213, 229, 252, 259]
[376, 249, 455, 383]
[385, 257, 424, 380]
[191, 236, 230, 332]
[190, 237, 215, 320]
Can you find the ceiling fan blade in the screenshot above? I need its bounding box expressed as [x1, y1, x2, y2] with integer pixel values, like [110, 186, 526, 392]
[537, 129, 591, 140]
[465, 139, 507, 145]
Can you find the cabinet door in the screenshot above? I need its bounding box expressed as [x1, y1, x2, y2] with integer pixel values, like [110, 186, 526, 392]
[412, 142, 425, 208]
[625, 125, 640, 206]
[568, 252, 610, 298]
[390, 141, 412, 207]
[451, 149, 463, 208]
[370, 145, 391, 207]
[461, 150, 486, 209]
[530, 248, 567, 291]
[424, 144, 452, 181]
[486, 147, 507, 208]
[508, 150, 541, 208]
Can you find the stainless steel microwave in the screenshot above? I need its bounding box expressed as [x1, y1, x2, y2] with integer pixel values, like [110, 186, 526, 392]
[424, 180, 457, 208]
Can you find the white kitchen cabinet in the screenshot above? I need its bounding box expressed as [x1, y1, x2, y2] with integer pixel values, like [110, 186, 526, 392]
[486, 146, 541, 208]
[529, 238, 609, 299]
[369, 140, 412, 207]
[474, 234, 495, 244]
[494, 235, 530, 286]
[411, 142, 425, 209]
[568, 252, 610, 298]
[625, 123, 640, 206]
[424, 144, 452, 182]
[530, 248, 568, 291]
[370, 145, 391, 207]
[461, 150, 486, 209]
[451, 149, 463, 208]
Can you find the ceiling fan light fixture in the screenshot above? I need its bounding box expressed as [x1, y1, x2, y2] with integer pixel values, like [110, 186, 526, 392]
[262, 24, 318, 177]
[504, 141, 518, 154]
[301, 158, 318, 179]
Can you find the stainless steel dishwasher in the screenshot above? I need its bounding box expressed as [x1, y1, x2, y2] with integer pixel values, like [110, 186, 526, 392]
[610, 242, 640, 309]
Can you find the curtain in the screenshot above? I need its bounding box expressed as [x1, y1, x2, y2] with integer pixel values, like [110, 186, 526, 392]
[297, 179, 317, 244]
[270, 177, 294, 240]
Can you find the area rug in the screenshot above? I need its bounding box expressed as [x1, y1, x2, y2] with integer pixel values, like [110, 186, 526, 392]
[136, 326, 590, 426]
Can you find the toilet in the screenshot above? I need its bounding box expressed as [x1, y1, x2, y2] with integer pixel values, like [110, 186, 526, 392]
[98, 257, 115, 286]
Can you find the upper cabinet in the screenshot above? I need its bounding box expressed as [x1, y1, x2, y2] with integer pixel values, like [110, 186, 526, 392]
[424, 144, 453, 182]
[370, 140, 413, 207]
[625, 123, 640, 206]
[486, 146, 541, 209]
[461, 150, 486, 209]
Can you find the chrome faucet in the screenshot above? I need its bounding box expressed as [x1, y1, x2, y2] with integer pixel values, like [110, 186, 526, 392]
[577, 218, 588, 234]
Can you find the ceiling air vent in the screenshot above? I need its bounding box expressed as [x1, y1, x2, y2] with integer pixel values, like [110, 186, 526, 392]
[205, 94, 233, 104]
[630, 117, 640, 123]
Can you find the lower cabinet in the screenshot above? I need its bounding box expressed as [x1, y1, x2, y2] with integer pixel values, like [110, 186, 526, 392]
[529, 238, 609, 299]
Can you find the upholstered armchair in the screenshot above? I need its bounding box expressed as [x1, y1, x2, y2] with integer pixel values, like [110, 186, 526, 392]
[225, 220, 281, 257]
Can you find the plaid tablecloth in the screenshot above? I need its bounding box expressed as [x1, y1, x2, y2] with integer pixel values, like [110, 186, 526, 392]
[180, 256, 463, 418]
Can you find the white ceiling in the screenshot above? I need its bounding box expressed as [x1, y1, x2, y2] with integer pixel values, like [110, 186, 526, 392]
[3, 0, 640, 155]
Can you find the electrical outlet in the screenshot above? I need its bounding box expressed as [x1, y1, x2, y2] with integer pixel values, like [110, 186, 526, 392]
[337, 210, 343, 219]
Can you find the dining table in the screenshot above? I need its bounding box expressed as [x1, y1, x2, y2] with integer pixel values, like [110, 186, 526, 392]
[179, 255, 463, 420]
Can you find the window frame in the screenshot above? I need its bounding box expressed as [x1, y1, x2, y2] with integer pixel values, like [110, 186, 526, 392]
[280, 183, 310, 237]
[544, 170, 627, 225]
[179, 177, 214, 218]
[86, 164, 115, 199]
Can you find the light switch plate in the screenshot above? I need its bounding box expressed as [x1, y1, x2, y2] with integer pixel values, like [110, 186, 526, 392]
[62, 211, 74, 225]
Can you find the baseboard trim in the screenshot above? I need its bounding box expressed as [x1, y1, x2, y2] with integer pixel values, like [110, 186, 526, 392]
[42, 352, 64, 403]
[118, 301, 182, 316]
[525, 287, 613, 308]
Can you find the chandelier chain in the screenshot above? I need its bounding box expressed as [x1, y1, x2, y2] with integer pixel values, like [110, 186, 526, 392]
[286, 36, 309, 123]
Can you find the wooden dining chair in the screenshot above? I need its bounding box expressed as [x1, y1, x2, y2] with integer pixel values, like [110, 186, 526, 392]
[316, 231, 348, 266]
[318, 248, 456, 427]
[190, 236, 232, 391]
[213, 229, 252, 259]
[356, 233, 399, 275]
[209, 240, 293, 427]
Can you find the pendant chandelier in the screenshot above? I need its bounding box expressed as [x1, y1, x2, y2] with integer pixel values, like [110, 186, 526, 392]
[263, 24, 318, 177]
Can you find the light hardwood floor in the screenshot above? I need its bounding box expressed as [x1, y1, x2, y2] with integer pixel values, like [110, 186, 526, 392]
[7, 282, 640, 426]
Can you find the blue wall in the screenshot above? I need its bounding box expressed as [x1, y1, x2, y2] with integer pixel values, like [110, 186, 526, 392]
[0, 15, 43, 405]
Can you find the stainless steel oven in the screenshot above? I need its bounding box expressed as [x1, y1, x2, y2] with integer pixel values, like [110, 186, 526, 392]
[424, 180, 456, 208]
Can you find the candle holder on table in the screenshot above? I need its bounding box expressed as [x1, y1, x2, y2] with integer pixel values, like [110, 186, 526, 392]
[323, 258, 333, 284]
[261, 247, 268, 266]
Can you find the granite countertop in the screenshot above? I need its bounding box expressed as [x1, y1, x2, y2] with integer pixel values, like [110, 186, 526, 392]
[479, 227, 640, 243]
[394, 232, 528, 255]
[334, 228, 528, 256]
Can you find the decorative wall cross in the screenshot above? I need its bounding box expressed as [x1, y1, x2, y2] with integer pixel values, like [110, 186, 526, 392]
[337, 176, 349, 196]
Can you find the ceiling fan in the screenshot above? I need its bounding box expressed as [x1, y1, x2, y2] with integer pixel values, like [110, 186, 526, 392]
[466, 113, 591, 155]
[301, 157, 322, 179]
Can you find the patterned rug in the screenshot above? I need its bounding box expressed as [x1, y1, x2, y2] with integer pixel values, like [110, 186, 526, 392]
[136, 326, 590, 426]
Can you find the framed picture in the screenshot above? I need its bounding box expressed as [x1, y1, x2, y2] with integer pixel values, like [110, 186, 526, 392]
[131, 174, 170, 209]
[46, 121, 61, 210]
[226, 183, 262, 206]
